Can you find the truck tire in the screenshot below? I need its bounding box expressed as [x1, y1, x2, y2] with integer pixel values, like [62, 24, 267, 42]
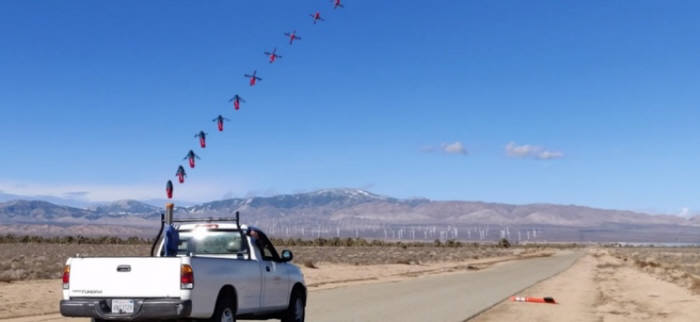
[209, 294, 236, 322]
[282, 290, 305, 322]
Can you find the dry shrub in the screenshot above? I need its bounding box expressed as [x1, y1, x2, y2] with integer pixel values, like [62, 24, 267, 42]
[691, 277, 700, 294]
[610, 247, 700, 294]
[597, 262, 621, 269]
[0, 243, 149, 282]
[594, 290, 610, 306]
[303, 260, 318, 269]
[635, 259, 661, 269]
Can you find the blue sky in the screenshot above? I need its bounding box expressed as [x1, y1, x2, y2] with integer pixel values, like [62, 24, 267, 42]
[1, 1, 699, 214]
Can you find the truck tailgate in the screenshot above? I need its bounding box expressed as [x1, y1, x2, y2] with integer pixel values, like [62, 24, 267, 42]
[68, 257, 182, 298]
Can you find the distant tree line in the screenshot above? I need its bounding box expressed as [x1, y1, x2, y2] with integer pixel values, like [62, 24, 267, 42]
[269, 237, 576, 249]
[0, 234, 573, 249]
[0, 234, 151, 244]
[0, 234, 476, 247]
[269, 237, 472, 248]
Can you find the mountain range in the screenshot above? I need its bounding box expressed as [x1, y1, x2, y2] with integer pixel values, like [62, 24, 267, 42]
[1, 188, 699, 242]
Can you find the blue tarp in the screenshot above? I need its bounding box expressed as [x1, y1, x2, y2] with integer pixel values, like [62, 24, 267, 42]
[163, 224, 179, 256]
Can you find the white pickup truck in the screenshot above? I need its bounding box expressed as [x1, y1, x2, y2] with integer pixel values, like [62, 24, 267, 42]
[60, 218, 306, 322]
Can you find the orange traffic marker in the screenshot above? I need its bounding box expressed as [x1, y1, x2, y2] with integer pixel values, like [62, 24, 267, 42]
[511, 296, 557, 304]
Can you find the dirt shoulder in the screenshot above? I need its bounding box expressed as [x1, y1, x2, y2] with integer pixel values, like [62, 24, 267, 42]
[471, 249, 700, 322]
[0, 279, 63, 320]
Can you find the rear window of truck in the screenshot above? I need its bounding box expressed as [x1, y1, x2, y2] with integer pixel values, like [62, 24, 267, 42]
[177, 229, 246, 255]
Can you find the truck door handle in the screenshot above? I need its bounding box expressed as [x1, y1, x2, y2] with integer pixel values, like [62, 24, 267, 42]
[266, 266, 271, 272]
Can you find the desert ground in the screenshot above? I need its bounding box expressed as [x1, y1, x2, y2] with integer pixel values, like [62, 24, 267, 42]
[0, 241, 552, 320]
[0, 243, 698, 321]
[472, 247, 700, 322]
[0, 241, 549, 282]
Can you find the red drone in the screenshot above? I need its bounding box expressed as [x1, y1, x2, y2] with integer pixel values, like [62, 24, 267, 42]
[184, 150, 201, 168]
[229, 94, 245, 110]
[244, 70, 262, 86]
[175, 166, 187, 184]
[213, 115, 231, 132]
[310, 11, 325, 24]
[194, 131, 207, 148]
[284, 30, 302, 45]
[264, 48, 282, 63]
[332, 0, 344, 9]
[166, 180, 174, 199]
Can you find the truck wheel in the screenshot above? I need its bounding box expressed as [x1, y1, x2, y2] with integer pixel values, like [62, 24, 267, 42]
[282, 290, 305, 322]
[210, 295, 236, 322]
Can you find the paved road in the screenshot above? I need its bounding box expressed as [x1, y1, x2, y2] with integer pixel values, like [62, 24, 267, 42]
[2, 251, 581, 322]
[306, 251, 581, 322]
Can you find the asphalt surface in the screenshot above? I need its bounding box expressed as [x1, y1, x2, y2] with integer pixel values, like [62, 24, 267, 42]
[3, 251, 581, 322]
[306, 251, 581, 322]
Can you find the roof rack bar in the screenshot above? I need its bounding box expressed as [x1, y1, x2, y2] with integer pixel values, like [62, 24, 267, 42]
[170, 213, 242, 225]
[170, 218, 238, 223]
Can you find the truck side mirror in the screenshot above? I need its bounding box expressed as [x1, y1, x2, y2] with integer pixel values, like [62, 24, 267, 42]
[280, 250, 293, 262]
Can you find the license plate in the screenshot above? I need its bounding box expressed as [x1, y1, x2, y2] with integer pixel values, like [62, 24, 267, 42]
[111, 299, 134, 314]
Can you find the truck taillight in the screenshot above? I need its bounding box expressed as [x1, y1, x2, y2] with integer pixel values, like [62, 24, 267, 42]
[62, 265, 70, 289]
[181, 264, 194, 289]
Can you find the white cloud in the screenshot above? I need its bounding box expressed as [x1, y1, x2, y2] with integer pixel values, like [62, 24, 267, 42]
[505, 142, 538, 157]
[537, 150, 565, 160]
[441, 142, 468, 155]
[0, 180, 235, 203]
[422, 141, 468, 156]
[505, 142, 564, 160]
